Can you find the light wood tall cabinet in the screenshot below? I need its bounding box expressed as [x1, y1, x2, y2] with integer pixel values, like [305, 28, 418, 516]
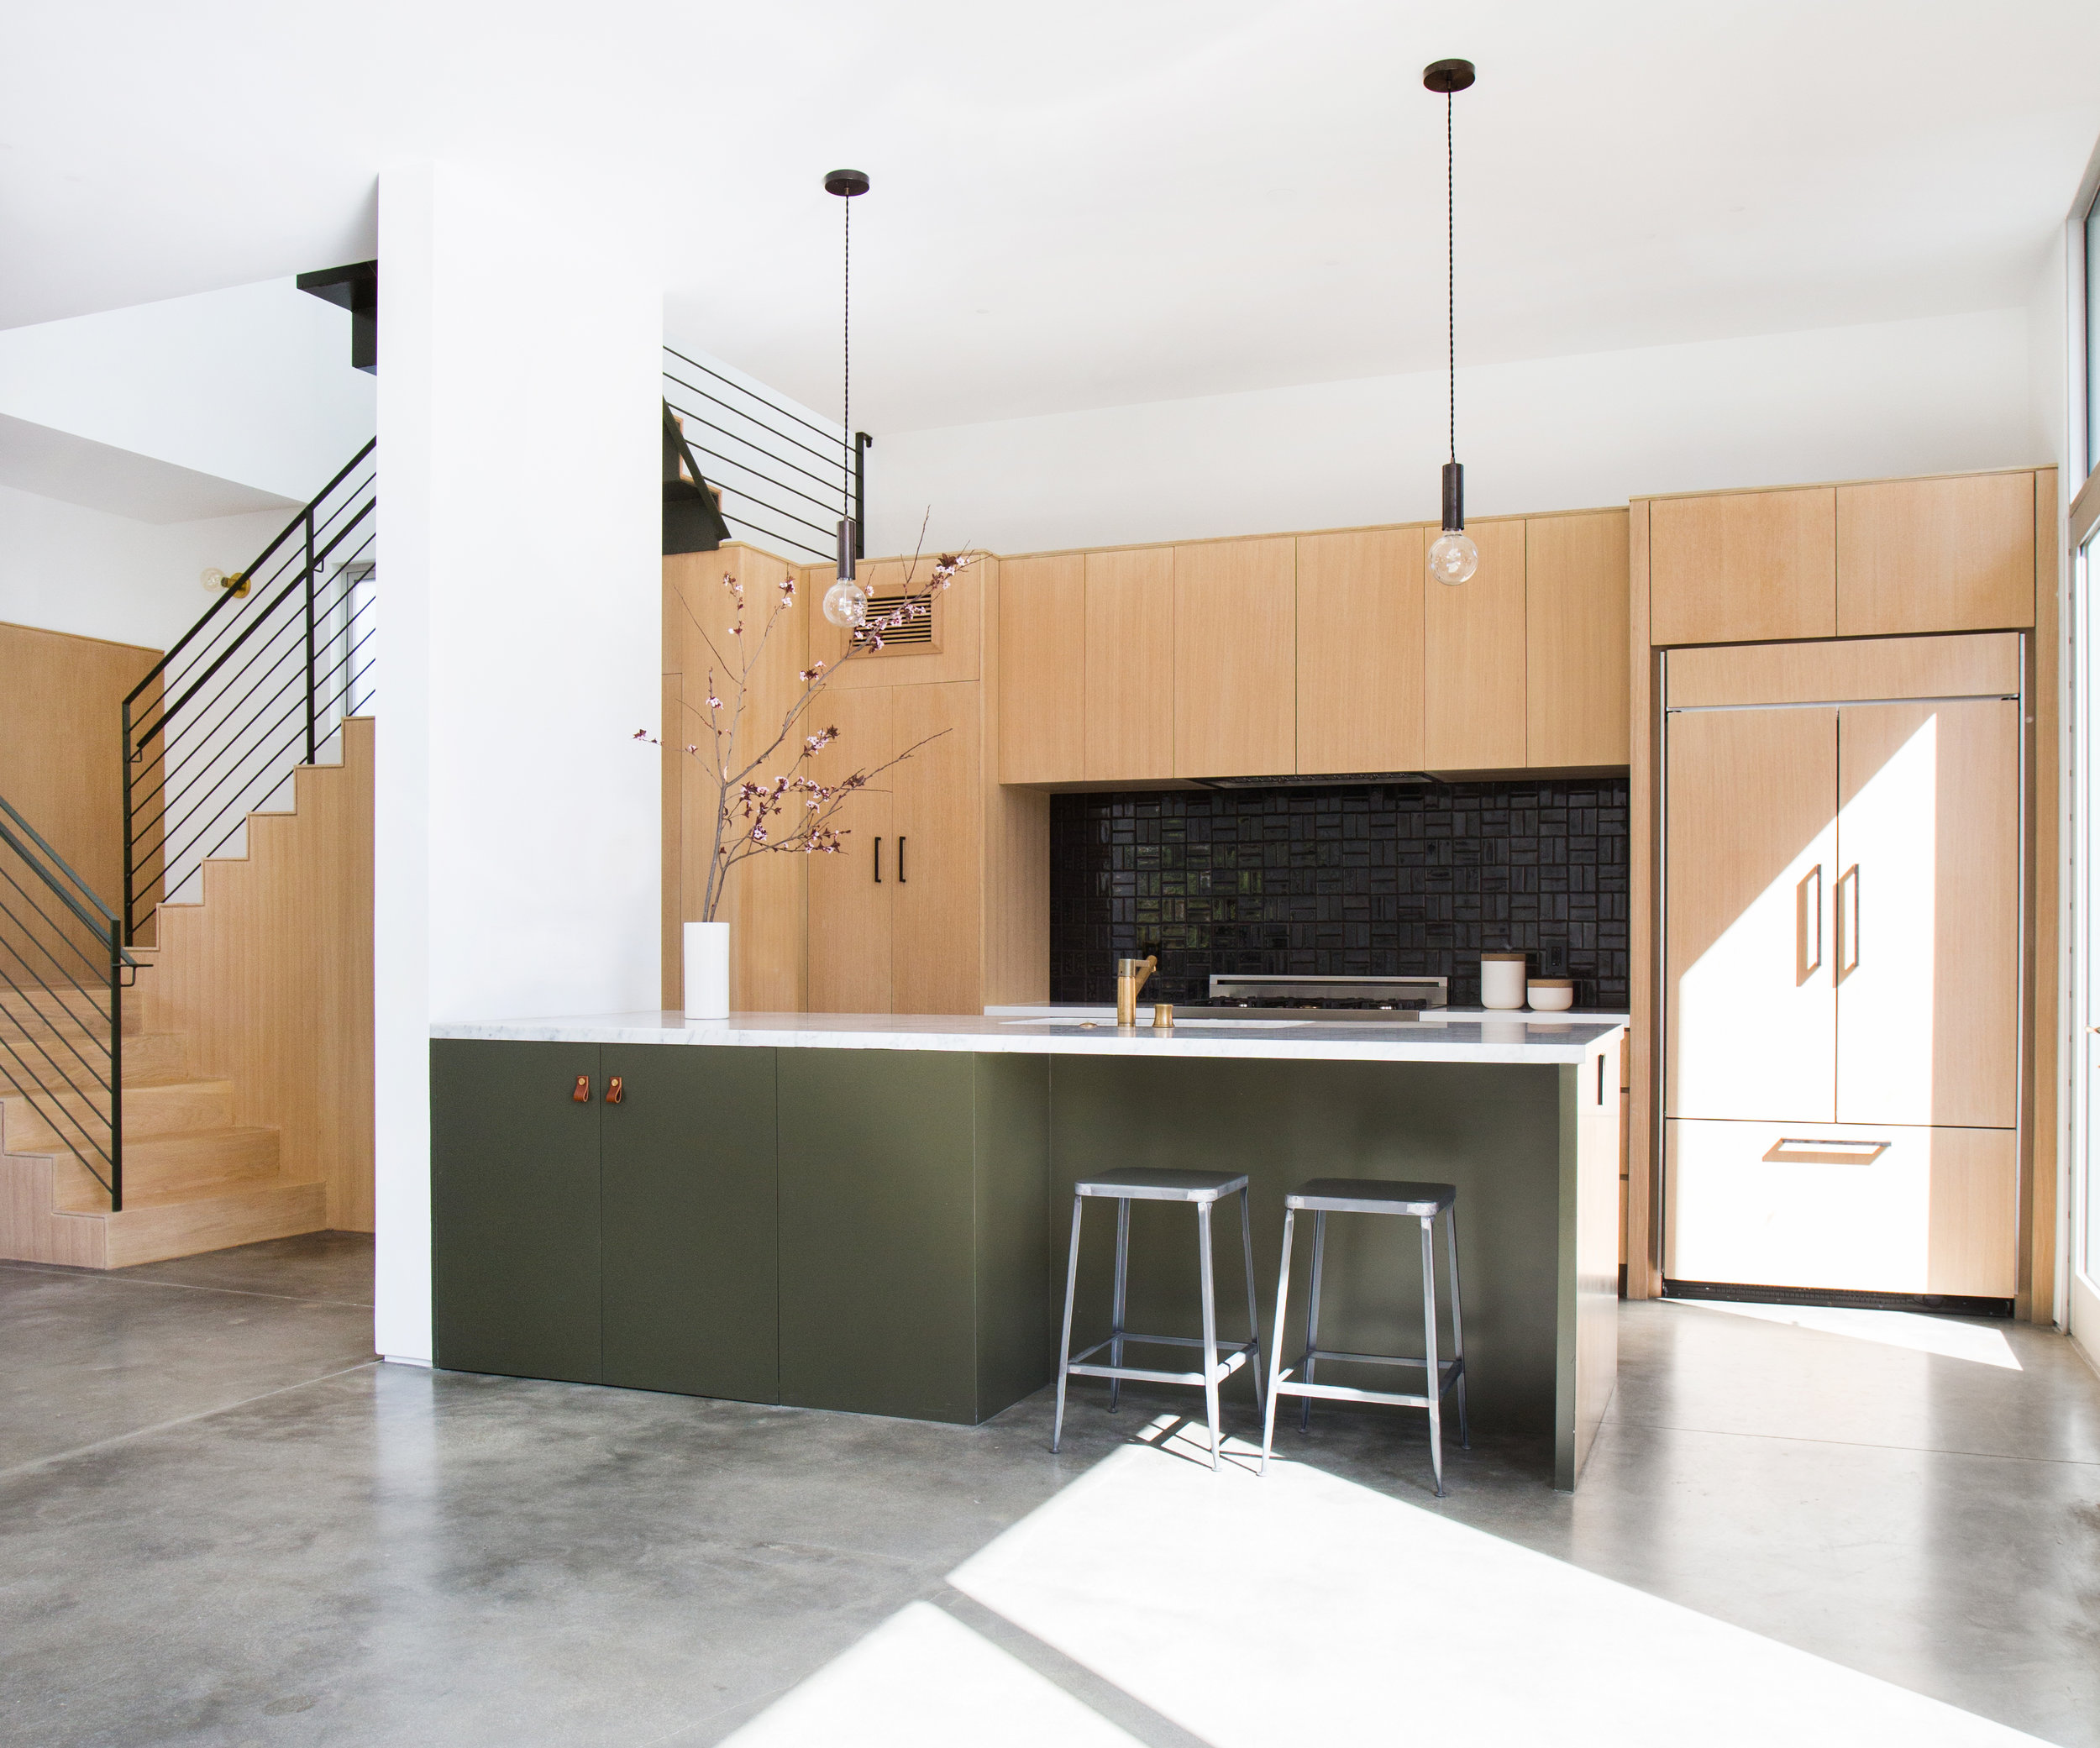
[1660, 632, 2022, 1300]
[806, 680, 988, 1018]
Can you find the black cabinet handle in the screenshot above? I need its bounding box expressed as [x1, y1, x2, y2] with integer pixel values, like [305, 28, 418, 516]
[572, 1075, 591, 1104]
[899, 836, 906, 883]
[874, 837, 882, 882]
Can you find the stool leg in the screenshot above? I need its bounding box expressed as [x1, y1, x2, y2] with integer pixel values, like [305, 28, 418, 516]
[1420, 1214, 1444, 1497]
[1238, 1184, 1264, 1420]
[1443, 1202, 1469, 1451]
[1260, 1207, 1296, 1477]
[1109, 1196, 1131, 1414]
[1052, 1192, 1084, 1454]
[1300, 1209, 1328, 1431]
[1197, 1198, 1221, 1472]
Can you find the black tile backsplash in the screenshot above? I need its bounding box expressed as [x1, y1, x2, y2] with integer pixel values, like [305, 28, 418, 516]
[1050, 778, 1629, 1010]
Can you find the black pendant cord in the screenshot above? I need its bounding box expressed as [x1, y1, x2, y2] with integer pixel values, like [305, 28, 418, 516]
[1446, 88, 1455, 466]
[843, 192, 852, 522]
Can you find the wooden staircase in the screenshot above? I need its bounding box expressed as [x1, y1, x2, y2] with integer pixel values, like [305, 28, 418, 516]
[0, 717, 371, 1269]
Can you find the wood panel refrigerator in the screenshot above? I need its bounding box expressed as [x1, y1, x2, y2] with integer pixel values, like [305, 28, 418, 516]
[1662, 641, 2021, 1304]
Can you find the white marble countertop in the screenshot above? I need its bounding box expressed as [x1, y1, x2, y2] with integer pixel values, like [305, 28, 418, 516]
[432, 1010, 1625, 1065]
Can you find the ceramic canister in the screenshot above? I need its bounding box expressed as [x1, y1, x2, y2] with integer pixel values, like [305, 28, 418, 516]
[1480, 952, 1529, 1010]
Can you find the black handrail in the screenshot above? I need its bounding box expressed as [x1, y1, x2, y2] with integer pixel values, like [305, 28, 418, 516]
[0, 792, 134, 1211]
[662, 347, 860, 564]
[123, 444, 376, 944]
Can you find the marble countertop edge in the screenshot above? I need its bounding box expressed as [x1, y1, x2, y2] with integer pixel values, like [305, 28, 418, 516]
[431, 1010, 1625, 1065]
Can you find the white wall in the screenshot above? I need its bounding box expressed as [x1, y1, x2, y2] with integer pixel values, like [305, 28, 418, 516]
[865, 308, 2041, 557]
[0, 278, 376, 505]
[0, 481, 289, 650]
[374, 161, 661, 1364]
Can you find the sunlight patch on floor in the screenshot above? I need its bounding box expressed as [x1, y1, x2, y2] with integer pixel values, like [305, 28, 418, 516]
[943, 1437, 2045, 1748]
[717, 1600, 1142, 1746]
[1667, 1295, 2022, 1369]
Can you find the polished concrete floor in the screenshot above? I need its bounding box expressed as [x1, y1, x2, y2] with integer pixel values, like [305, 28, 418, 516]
[1, 1235, 2095, 1746]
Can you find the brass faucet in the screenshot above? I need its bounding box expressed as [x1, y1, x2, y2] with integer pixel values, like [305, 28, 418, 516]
[1115, 955, 1158, 1027]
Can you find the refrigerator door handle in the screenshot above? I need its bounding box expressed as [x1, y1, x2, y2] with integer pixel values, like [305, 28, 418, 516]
[1795, 863, 1824, 983]
[1835, 864, 1861, 979]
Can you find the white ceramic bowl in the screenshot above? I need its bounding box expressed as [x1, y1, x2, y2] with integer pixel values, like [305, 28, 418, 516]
[1526, 980, 1574, 1011]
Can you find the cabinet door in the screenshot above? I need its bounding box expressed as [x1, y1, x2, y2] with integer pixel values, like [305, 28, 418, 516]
[1295, 528, 1424, 774]
[1173, 537, 1296, 778]
[1836, 474, 2034, 636]
[1665, 1118, 2016, 1297]
[806, 686, 894, 1013]
[601, 1043, 779, 1402]
[430, 1040, 603, 1383]
[1423, 518, 1525, 769]
[777, 1047, 979, 1420]
[1665, 706, 1837, 1122]
[1650, 488, 1835, 646]
[1526, 512, 1629, 766]
[1835, 700, 2019, 1127]
[998, 554, 1084, 783]
[893, 681, 984, 1015]
[1084, 548, 1173, 780]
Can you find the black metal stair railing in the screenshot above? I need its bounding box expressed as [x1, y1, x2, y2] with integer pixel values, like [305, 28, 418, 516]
[662, 345, 865, 564]
[0, 794, 137, 1210]
[122, 440, 376, 946]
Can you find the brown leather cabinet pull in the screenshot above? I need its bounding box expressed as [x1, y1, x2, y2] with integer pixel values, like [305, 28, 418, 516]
[572, 1075, 591, 1104]
[606, 1076, 624, 1105]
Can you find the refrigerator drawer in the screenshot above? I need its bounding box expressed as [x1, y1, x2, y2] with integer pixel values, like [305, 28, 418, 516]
[1664, 1119, 2015, 1297]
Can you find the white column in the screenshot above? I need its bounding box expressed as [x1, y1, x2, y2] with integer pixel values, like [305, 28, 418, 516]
[374, 162, 661, 1363]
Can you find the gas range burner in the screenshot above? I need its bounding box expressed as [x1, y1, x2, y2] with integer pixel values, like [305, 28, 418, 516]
[1173, 974, 1450, 1021]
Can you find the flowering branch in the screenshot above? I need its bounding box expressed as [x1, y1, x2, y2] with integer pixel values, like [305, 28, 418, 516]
[639, 530, 978, 921]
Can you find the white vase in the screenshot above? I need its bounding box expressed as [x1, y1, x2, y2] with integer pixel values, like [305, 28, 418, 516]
[683, 921, 731, 1020]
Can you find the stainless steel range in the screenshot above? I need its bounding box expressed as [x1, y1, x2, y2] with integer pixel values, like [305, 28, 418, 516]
[1176, 974, 1449, 1021]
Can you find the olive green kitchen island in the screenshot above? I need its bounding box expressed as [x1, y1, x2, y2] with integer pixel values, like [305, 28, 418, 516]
[430, 1010, 1624, 1488]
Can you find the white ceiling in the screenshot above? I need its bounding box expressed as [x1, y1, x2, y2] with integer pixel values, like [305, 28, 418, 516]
[4, 1, 2097, 434]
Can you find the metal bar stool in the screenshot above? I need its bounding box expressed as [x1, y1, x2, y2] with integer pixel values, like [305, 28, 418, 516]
[1260, 1178, 1468, 1495]
[1052, 1167, 1264, 1472]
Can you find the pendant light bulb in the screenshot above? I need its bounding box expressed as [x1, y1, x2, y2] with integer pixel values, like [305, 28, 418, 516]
[1429, 457, 1478, 585]
[1428, 531, 1479, 586]
[823, 514, 867, 628]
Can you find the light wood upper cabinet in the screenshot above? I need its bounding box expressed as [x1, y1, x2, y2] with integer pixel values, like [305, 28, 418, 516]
[1296, 528, 1424, 775]
[1650, 487, 1835, 646]
[997, 554, 1084, 783]
[892, 682, 984, 1016]
[1173, 538, 1297, 779]
[1084, 548, 1174, 781]
[1525, 512, 1630, 767]
[1423, 519, 1525, 769]
[1835, 473, 2034, 635]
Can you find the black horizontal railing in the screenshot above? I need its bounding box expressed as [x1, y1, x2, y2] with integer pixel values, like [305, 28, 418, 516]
[662, 345, 864, 564]
[0, 793, 136, 1210]
[122, 440, 376, 945]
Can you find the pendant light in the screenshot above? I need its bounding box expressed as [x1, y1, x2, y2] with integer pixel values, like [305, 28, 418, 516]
[1423, 58, 1478, 586]
[822, 166, 871, 630]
